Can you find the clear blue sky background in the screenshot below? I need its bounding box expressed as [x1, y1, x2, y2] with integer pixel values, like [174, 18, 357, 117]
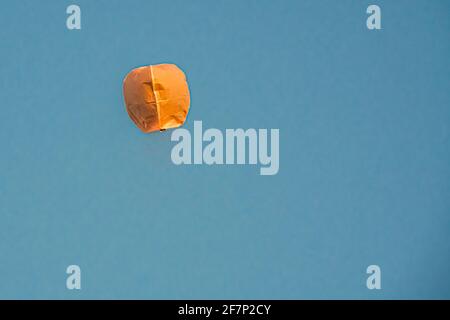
[0, 0, 449, 299]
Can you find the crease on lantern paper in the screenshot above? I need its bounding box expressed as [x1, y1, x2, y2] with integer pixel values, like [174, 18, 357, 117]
[149, 65, 162, 130]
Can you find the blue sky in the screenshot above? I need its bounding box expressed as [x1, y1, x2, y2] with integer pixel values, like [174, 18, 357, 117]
[0, 0, 449, 299]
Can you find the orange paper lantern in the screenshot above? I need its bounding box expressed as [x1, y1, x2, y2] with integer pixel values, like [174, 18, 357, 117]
[123, 64, 190, 133]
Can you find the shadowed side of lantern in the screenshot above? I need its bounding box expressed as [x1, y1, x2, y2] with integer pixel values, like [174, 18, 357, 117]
[152, 64, 190, 130]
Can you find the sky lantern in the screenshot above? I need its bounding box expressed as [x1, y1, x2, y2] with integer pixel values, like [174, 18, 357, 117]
[123, 64, 190, 133]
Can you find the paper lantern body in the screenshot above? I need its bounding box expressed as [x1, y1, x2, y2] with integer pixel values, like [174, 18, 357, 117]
[123, 64, 190, 133]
